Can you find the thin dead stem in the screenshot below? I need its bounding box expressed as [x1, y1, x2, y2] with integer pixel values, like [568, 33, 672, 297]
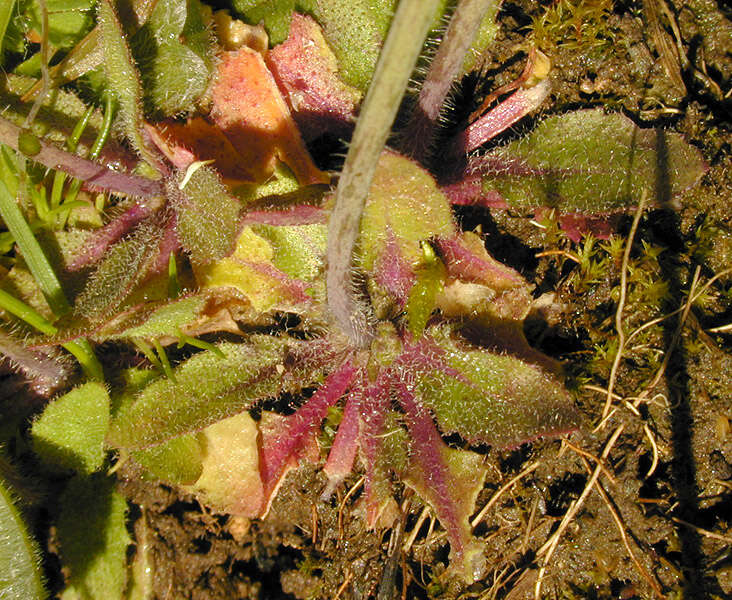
[534, 426, 625, 599]
[403, 505, 431, 554]
[671, 517, 732, 544]
[333, 570, 353, 600]
[562, 439, 617, 484]
[643, 423, 660, 479]
[604, 193, 647, 419]
[471, 461, 541, 529]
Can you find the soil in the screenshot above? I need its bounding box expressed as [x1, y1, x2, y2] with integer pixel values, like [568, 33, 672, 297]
[98, 2, 732, 599]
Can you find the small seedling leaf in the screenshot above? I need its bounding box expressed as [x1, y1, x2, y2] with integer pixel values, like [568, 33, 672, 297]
[31, 382, 110, 475]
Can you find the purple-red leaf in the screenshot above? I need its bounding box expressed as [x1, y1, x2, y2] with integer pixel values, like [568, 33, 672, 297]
[397, 381, 487, 583]
[266, 13, 361, 142]
[258, 361, 357, 515]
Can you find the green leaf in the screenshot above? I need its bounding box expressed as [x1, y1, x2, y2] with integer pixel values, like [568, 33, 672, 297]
[406, 243, 445, 337]
[418, 326, 581, 448]
[0, 476, 46, 600]
[107, 337, 326, 450]
[57, 475, 131, 600]
[359, 151, 455, 272]
[74, 220, 161, 321]
[0, 1, 17, 64]
[253, 223, 326, 281]
[172, 165, 241, 265]
[131, 0, 214, 115]
[133, 434, 202, 484]
[31, 382, 110, 475]
[483, 109, 707, 212]
[96, 0, 160, 168]
[233, 0, 296, 45]
[28, 0, 95, 50]
[305, 0, 396, 91]
[98, 295, 205, 342]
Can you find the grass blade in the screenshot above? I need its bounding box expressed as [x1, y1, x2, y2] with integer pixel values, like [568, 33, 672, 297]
[0, 178, 69, 316]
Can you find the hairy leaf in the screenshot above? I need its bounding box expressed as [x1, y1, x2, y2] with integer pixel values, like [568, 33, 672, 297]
[266, 13, 361, 141]
[258, 361, 356, 514]
[131, 0, 214, 115]
[359, 152, 455, 273]
[133, 434, 202, 485]
[74, 220, 162, 321]
[481, 109, 707, 212]
[57, 475, 130, 600]
[98, 295, 205, 342]
[96, 0, 161, 169]
[170, 165, 241, 265]
[107, 337, 329, 450]
[68, 202, 154, 271]
[398, 382, 486, 583]
[416, 327, 580, 447]
[31, 382, 110, 475]
[0, 476, 46, 600]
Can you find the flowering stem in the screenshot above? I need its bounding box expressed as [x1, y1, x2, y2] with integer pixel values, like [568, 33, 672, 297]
[326, 0, 441, 347]
[403, 0, 499, 163]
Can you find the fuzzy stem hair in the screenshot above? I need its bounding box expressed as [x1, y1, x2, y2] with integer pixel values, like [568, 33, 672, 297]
[326, 0, 442, 347]
[403, 0, 499, 163]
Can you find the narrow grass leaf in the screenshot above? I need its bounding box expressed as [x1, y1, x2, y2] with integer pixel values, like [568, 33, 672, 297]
[0, 179, 69, 315]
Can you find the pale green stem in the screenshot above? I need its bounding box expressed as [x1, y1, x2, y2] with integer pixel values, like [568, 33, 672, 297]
[326, 0, 442, 347]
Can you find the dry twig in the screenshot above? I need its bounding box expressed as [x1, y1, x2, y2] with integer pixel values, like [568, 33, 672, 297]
[534, 426, 625, 599]
[471, 461, 541, 529]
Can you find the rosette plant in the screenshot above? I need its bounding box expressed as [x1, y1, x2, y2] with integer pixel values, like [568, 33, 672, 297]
[0, 0, 706, 597]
